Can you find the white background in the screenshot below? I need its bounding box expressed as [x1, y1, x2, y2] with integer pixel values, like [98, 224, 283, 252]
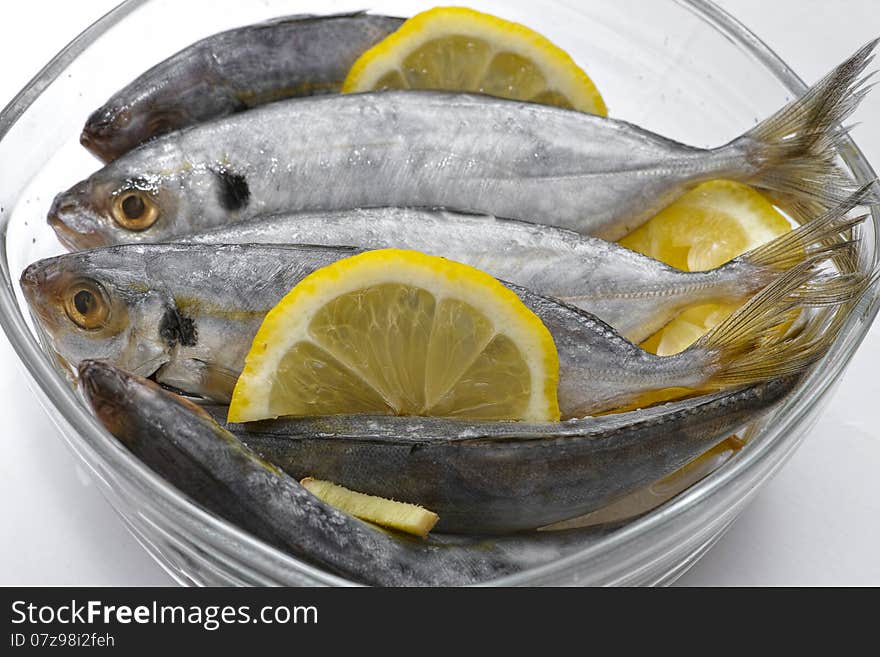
[1, 0, 878, 586]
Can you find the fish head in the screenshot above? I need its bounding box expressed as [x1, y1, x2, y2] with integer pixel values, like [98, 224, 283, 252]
[20, 250, 174, 378]
[47, 160, 184, 249]
[79, 358, 225, 454]
[80, 103, 133, 162]
[81, 100, 187, 162]
[47, 144, 237, 249]
[78, 359, 147, 443]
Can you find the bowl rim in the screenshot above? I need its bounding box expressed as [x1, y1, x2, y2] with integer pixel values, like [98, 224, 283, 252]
[0, 0, 877, 586]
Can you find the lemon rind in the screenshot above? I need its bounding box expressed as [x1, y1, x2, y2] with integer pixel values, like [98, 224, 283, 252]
[342, 6, 607, 116]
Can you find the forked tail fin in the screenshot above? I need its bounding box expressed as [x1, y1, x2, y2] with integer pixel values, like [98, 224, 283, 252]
[735, 183, 875, 272]
[735, 39, 880, 215]
[687, 259, 873, 388]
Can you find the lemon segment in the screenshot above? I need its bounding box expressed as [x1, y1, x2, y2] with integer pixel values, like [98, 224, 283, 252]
[640, 302, 741, 357]
[228, 249, 560, 423]
[619, 180, 792, 355]
[342, 6, 607, 116]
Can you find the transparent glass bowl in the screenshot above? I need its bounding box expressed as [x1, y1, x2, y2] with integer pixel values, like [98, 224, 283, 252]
[1, 0, 877, 586]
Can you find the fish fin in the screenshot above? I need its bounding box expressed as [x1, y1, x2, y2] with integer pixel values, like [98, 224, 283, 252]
[256, 12, 405, 28]
[688, 259, 872, 388]
[735, 184, 874, 272]
[737, 39, 880, 212]
[154, 359, 238, 403]
[256, 11, 366, 26]
[198, 362, 240, 402]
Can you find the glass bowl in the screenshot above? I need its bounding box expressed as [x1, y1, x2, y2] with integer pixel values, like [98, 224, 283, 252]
[1, 0, 877, 586]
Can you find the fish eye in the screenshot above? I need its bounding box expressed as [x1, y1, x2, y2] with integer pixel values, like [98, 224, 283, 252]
[63, 280, 110, 330]
[112, 190, 159, 231]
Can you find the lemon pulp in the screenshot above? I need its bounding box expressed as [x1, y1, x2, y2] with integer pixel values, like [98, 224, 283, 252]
[229, 249, 560, 423]
[619, 180, 792, 356]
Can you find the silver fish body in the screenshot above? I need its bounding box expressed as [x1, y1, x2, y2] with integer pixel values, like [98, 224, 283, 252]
[21, 243, 694, 417]
[209, 375, 799, 533]
[50, 41, 876, 249]
[81, 13, 404, 162]
[21, 243, 861, 418]
[79, 360, 625, 586]
[185, 204, 856, 343]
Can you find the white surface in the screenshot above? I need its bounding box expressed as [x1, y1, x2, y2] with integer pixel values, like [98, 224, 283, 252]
[1, 0, 878, 587]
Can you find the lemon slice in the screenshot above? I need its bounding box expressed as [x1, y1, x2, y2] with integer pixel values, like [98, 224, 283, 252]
[342, 6, 607, 115]
[228, 249, 560, 423]
[619, 180, 792, 356]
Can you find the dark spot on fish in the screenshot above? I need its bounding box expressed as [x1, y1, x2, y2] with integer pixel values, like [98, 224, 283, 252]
[159, 306, 198, 347]
[213, 168, 250, 211]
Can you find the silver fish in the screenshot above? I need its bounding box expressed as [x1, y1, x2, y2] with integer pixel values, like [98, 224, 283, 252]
[207, 375, 800, 534]
[79, 360, 795, 584]
[49, 41, 877, 249]
[81, 12, 404, 162]
[184, 198, 865, 343]
[21, 243, 863, 418]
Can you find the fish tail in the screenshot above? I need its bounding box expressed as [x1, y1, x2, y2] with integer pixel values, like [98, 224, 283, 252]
[686, 260, 872, 388]
[736, 184, 874, 272]
[734, 39, 880, 214]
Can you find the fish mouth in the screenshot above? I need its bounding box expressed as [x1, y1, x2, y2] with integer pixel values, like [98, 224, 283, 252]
[79, 359, 128, 399]
[79, 360, 134, 438]
[81, 106, 130, 162]
[80, 360, 214, 441]
[80, 129, 119, 163]
[47, 211, 109, 250]
[19, 262, 56, 327]
[20, 266, 82, 378]
[19, 261, 43, 297]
